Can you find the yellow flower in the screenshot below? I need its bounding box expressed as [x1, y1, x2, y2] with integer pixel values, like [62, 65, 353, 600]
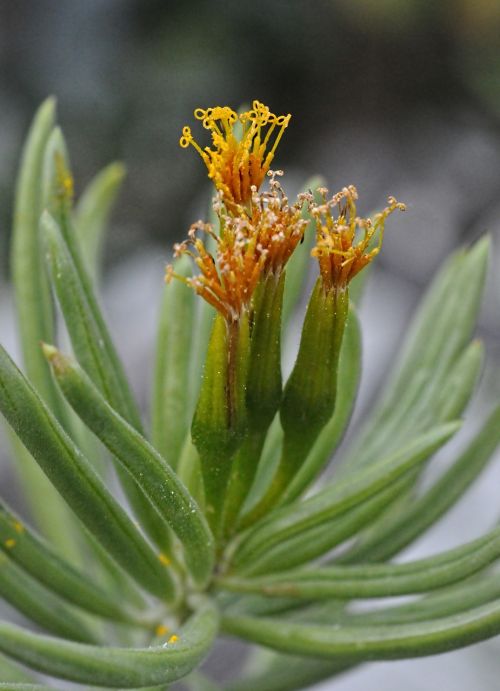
[179, 101, 291, 213]
[311, 186, 406, 292]
[166, 174, 307, 322]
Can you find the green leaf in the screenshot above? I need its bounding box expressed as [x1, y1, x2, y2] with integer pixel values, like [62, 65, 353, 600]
[0, 653, 37, 684]
[225, 649, 348, 691]
[346, 572, 500, 626]
[0, 601, 218, 687]
[9, 99, 80, 558]
[10, 98, 58, 409]
[177, 435, 205, 509]
[41, 209, 171, 553]
[232, 423, 460, 569]
[0, 344, 175, 600]
[185, 671, 222, 691]
[218, 526, 500, 599]
[221, 597, 500, 661]
[41, 136, 142, 432]
[232, 477, 410, 577]
[340, 402, 500, 563]
[433, 339, 484, 422]
[74, 162, 126, 282]
[341, 236, 489, 474]
[0, 684, 47, 691]
[0, 553, 97, 643]
[279, 306, 362, 504]
[152, 255, 196, 468]
[0, 500, 143, 625]
[43, 345, 215, 588]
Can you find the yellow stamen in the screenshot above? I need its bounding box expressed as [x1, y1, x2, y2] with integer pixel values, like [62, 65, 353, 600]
[166, 178, 307, 321]
[180, 101, 291, 212]
[4, 539, 16, 549]
[311, 186, 405, 292]
[168, 634, 179, 644]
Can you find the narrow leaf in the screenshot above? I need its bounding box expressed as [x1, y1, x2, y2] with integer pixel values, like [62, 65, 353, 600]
[0, 602, 218, 688]
[219, 527, 500, 599]
[340, 402, 500, 563]
[0, 653, 37, 684]
[44, 345, 214, 588]
[0, 344, 175, 600]
[346, 573, 500, 626]
[152, 255, 196, 467]
[74, 162, 126, 281]
[341, 237, 489, 473]
[232, 423, 459, 569]
[9, 100, 79, 558]
[234, 477, 410, 577]
[225, 651, 348, 691]
[0, 553, 96, 643]
[0, 500, 142, 625]
[0, 686, 56, 690]
[41, 209, 172, 553]
[11, 98, 58, 408]
[222, 597, 500, 661]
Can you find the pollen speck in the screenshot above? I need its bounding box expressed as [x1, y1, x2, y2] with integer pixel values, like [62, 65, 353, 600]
[4, 539, 16, 549]
[168, 634, 179, 644]
[158, 552, 171, 566]
[12, 521, 24, 534]
[155, 624, 170, 637]
[54, 153, 74, 202]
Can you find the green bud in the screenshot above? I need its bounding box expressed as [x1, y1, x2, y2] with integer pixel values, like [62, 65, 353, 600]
[240, 280, 349, 528]
[246, 272, 285, 432]
[281, 278, 349, 448]
[192, 312, 250, 534]
[221, 272, 286, 539]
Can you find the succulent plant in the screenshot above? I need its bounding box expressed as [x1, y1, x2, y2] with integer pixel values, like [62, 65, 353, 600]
[0, 98, 499, 691]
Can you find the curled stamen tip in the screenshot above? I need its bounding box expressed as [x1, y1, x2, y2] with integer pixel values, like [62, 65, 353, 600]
[179, 126, 193, 148]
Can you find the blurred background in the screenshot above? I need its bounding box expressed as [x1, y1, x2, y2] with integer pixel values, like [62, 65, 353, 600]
[1, 1, 500, 689]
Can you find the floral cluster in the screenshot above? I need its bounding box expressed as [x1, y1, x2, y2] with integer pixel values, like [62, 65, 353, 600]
[166, 101, 406, 536]
[167, 100, 405, 320]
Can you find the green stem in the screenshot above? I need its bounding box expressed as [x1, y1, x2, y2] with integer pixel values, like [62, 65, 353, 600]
[221, 430, 267, 540]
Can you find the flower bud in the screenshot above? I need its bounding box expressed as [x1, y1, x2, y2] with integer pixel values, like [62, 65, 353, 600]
[191, 313, 250, 532]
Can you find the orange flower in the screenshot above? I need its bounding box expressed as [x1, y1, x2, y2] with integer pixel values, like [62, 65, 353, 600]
[311, 186, 406, 292]
[179, 101, 291, 213]
[166, 173, 307, 321]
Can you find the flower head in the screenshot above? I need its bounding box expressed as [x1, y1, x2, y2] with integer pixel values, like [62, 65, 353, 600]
[249, 171, 309, 276]
[166, 218, 265, 323]
[179, 101, 291, 213]
[166, 174, 307, 322]
[311, 186, 406, 292]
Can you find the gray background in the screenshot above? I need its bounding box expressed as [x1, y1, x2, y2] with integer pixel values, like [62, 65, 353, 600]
[1, 1, 500, 689]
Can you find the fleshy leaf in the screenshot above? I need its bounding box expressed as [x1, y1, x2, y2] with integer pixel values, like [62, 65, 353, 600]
[44, 344, 215, 588]
[0, 602, 218, 687]
[0, 344, 175, 600]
